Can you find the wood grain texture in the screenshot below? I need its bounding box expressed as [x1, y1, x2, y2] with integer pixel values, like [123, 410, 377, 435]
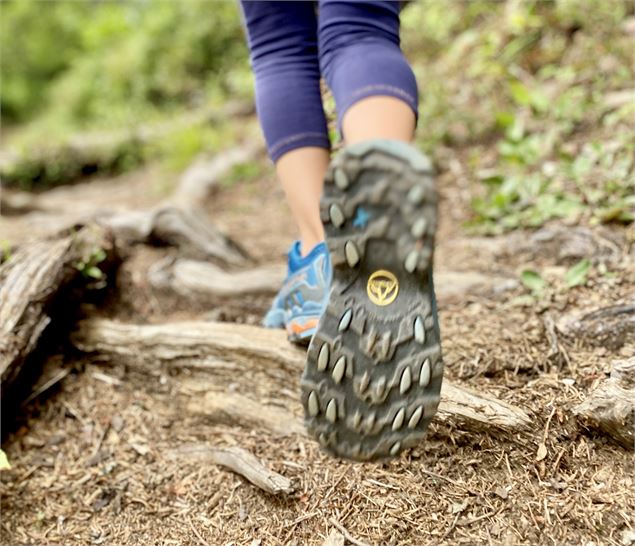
[573, 357, 634, 450]
[0, 225, 117, 396]
[73, 318, 533, 434]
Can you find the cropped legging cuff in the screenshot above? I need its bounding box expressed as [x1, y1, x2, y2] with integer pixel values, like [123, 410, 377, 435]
[240, 1, 419, 163]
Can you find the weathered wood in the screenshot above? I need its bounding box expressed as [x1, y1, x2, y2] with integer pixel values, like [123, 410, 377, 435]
[149, 257, 285, 297]
[557, 300, 635, 350]
[173, 141, 263, 209]
[148, 255, 515, 302]
[101, 205, 250, 266]
[438, 381, 532, 431]
[72, 318, 533, 434]
[508, 225, 625, 265]
[573, 357, 634, 450]
[187, 391, 305, 437]
[0, 225, 117, 398]
[169, 444, 294, 495]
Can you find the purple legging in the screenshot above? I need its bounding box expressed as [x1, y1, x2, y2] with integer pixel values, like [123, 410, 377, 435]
[239, 1, 419, 162]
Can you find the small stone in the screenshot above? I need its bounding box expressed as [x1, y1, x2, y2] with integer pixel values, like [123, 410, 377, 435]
[344, 241, 361, 267]
[334, 168, 349, 189]
[307, 391, 319, 416]
[419, 359, 431, 387]
[326, 399, 337, 423]
[399, 367, 412, 394]
[408, 406, 423, 428]
[332, 356, 346, 384]
[411, 217, 428, 238]
[414, 316, 425, 344]
[404, 250, 419, 273]
[339, 309, 353, 332]
[392, 408, 405, 431]
[317, 343, 329, 371]
[329, 204, 345, 228]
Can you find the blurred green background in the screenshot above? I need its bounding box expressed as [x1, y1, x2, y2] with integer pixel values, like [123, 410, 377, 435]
[1, 0, 633, 232]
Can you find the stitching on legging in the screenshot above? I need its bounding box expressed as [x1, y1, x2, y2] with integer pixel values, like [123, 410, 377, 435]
[349, 84, 416, 106]
[270, 132, 330, 156]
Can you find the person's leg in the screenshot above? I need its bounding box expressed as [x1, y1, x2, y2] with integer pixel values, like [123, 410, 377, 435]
[240, 1, 329, 256]
[276, 149, 329, 255]
[301, 2, 442, 461]
[317, 0, 418, 144]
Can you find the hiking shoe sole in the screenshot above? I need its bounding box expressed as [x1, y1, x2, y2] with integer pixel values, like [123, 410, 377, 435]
[300, 140, 443, 461]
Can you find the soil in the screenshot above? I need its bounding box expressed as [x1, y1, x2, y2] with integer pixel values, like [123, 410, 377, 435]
[1, 145, 634, 546]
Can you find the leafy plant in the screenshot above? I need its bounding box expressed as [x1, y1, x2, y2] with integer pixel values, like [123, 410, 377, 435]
[520, 269, 547, 295]
[75, 247, 107, 280]
[565, 259, 592, 288]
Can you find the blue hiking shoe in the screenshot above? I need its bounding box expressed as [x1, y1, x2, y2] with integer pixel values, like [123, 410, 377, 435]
[263, 241, 332, 344]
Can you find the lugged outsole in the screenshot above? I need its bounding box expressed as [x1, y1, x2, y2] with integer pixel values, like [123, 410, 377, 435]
[300, 140, 443, 461]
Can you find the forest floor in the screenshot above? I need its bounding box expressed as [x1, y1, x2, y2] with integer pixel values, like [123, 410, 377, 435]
[1, 131, 634, 546]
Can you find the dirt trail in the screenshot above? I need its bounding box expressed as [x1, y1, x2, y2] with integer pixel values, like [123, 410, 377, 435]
[1, 145, 634, 546]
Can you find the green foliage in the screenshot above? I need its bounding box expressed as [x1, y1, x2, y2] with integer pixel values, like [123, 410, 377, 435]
[0, 1, 89, 121]
[565, 259, 591, 288]
[520, 269, 546, 295]
[404, 0, 635, 233]
[1, 1, 250, 127]
[75, 246, 107, 281]
[220, 161, 265, 189]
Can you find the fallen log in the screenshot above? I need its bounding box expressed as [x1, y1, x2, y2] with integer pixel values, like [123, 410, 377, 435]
[187, 391, 305, 437]
[147, 256, 516, 303]
[168, 444, 294, 495]
[172, 141, 263, 209]
[0, 224, 118, 402]
[72, 318, 533, 434]
[557, 299, 635, 350]
[573, 357, 634, 450]
[100, 205, 250, 266]
[149, 257, 285, 297]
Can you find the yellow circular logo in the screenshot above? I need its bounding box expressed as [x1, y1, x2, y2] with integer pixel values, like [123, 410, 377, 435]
[367, 270, 399, 306]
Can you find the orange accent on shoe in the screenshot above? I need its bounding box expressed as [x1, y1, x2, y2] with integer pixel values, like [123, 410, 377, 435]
[287, 318, 319, 334]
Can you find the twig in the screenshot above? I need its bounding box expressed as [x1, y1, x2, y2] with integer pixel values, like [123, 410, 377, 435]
[23, 367, 70, 405]
[188, 517, 212, 546]
[328, 518, 371, 546]
[438, 513, 460, 543]
[170, 444, 294, 495]
[458, 505, 505, 527]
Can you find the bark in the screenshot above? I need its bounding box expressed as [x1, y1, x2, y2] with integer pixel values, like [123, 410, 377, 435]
[72, 318, 533, 434]
[187, 391, 305, 437]
[148, 257, 285, 297]
[148, 256, 516, 303]
[0, 224, 118, 399]
[557, 299, 635, 350]
[100, 205, 250, 265]
[172, 141, 263, 209]
[573, 357, 634, 450]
